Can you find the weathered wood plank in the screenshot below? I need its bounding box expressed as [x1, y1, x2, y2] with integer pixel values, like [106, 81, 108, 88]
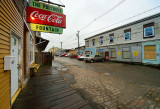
[3, 0, 23, 25]
[0, 2, 23, 29]
[12, 65, 91, 109]
[0, 43, 10, 49]
[0, 53, 10, 59]
[0, 38, 10, 46]
[0, 29, 10, 38]
[0, 48, 10, 54]
[80, 105, 93, 109]
[64, 100, 87, 109]
[50, 95, 83, 109]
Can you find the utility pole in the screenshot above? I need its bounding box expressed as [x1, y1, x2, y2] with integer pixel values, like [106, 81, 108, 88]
[60, 42, 62, 54]
[76, 31, 80, 55]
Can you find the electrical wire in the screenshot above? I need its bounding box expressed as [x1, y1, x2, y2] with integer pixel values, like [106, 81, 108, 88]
[79, 0, 126, 31]
[80, 5, 160, 39]
[58, 0, 64, 5]
[59, 0, 126, 43]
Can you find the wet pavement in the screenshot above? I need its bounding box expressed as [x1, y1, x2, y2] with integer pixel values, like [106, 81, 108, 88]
[54, 56, 160, 109]
[12, 64, 92, 109]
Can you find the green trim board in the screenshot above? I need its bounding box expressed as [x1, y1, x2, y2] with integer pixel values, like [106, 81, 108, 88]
[30, 23, 63, 34]
[30, 0, 63, 14]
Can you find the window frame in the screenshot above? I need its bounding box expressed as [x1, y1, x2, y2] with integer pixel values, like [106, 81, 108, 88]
[110, 48, 116, 58]
[143, 22, 155, 38]
[109, 33, 114, 43]
[144, 45, 156, 60]
[92, 39, 95, 46]
[124, 29, 131, 40]
[30, 35, 35, 64]
[99, 37, 103, 45]
[86, 41, 89, 47]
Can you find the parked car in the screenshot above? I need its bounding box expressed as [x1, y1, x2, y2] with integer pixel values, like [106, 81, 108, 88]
[76, 54, 83, 59]
[84, 55, 105, 63]
[60, 53, 67, 57]
[65, 53, 70, 57]
[70, 54, 78, 58]
[78, 55, 89, 60]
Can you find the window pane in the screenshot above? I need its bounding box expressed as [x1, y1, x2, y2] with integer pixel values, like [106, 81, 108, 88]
[100, 38, 103, 44]
[123, 51, 130, 59]
[110, 36, 114, 43]
[144, 26, 154, 37]
[111, 51, 116, 57]
[124, 32, 130, 40]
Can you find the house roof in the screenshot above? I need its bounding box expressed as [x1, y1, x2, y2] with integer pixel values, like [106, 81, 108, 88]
[36, 36, 49, 52]
[85, 12, 160, 40]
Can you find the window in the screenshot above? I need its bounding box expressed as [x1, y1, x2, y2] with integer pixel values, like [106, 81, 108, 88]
[143, 22, 154, 38]
[124, 29, 131, 40]
[99, 37, 103, 45]
[11, 36, 17, 46]
[122, 48, 130, 59]
[109, 33, 114, 43]
[144, 45, 156, 59]
[92, 39, 95, 46]
[110, 48, 116, 58]
[30, 35, 34, 63]
[86, 41, 89, 47]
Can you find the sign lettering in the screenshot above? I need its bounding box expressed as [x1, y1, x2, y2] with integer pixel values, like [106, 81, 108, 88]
[27, 6, 66, 28]
[30, 23, 63, 34]
[30, 0, 63, 14]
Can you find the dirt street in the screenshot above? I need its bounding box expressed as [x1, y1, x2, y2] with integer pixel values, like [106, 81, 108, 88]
[53, 56, 160, 109]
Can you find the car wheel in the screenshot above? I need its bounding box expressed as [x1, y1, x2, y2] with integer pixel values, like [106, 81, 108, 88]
[102, 59, 105, 62]
[90, 60, 94, 63]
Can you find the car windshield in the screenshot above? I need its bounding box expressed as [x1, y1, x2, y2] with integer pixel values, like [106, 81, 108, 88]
[90, 55, 95, 57]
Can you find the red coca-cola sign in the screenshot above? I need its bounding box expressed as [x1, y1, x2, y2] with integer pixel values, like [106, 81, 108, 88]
[27, 6, 66, 28]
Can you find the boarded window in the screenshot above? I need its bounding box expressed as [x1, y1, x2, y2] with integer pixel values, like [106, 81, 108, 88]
[110, 48, 116, 58]
[144, 45, 156, 59]
[122, 48, 130, 59]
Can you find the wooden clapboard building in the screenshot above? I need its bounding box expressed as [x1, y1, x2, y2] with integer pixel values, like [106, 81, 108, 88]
[0, 0, 24, 108]
[0, 0, 39, 108]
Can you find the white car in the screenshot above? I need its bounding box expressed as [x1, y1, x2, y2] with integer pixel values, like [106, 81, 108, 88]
[78, 55, 89, 60]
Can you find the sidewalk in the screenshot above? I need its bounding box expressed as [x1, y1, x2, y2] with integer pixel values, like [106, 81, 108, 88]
[12, 65, 92, 109]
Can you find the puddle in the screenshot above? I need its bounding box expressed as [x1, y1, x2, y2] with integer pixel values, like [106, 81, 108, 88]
[57, 67, 68, 71]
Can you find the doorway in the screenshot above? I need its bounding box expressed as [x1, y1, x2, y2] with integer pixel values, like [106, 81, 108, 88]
[10, 35, 19, 97]
[105, 51, 109, 60]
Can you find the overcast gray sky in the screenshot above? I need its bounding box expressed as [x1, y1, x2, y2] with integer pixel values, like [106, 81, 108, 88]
[41, 0, 160, 51]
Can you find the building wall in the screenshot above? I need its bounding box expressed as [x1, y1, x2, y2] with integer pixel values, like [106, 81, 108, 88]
[115, 43, 142, 62]
[85, 47, 96, 55]
[85, 15, 160, 47]
[85, 13, 160, 64]
[0, 0, 24, 108]
[23, 24, 35, 87]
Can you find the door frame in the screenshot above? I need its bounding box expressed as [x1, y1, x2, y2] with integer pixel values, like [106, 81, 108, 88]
[10, 30, 23, 103]
[105, 51, 109, 60]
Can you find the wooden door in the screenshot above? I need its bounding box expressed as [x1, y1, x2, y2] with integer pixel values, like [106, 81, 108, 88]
[105, 51, 109, 60]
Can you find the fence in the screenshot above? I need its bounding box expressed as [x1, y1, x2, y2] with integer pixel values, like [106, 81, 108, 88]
[35, 52, 52, 66]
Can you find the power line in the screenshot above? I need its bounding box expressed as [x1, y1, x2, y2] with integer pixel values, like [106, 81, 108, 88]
[58, 0, 64, 5]
[60, 0, 126, 43]
[80, 5, 160, 38]
[79, 0, 126, 31]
